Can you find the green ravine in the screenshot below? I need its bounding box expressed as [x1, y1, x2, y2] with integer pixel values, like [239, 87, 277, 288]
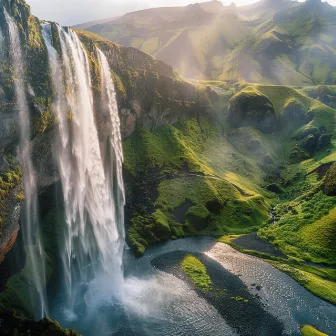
[0, 0, 335, 333]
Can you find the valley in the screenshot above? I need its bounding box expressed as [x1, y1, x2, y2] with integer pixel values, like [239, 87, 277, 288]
[0, 0, 335, 335]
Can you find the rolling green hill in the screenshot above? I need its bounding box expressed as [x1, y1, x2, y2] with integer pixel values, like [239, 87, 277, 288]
[80, 0, 336, 85]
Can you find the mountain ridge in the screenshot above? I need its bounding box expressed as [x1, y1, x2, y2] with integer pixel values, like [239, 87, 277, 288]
[80, 0, 336, 84]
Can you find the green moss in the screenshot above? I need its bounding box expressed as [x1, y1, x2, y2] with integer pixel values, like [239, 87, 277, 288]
[125, 115, 270, 255]
[0, 167, 22, 227]
[301, 325, 328, 336]
[0, 310, 81, 336]
[227, 89, 276, 132]
[34, 107, 56, 135]
[260, 190, 336, 265]
[181, 254, 212, 291]
[231, 296, 249, 303]
[185, 205, 210, 231]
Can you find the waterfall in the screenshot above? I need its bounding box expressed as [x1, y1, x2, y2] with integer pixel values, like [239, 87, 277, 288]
[5, 12, 48, 318]
[42, 24, 125, 317]
[0, 28, 5, 59]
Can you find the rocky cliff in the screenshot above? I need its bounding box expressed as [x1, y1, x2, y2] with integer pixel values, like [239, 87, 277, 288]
[0, 0, 206, 263]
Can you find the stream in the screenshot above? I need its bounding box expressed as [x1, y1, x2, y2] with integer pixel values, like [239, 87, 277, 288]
[50, 237, 336, 336]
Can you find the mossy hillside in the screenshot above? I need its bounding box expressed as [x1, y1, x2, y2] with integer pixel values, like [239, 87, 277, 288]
[242, 85, 335, 126]
[260, 188, 336, 265]
[257, 124, 336, 266]
[301, 325, 328, 336]
[0, 309, 81, 336]
[124, 114, 273, 256]
[125, 81, 336, 266]
[227, 89, 277, 132]
[251, 85, 336, 133]
[181, 254, 212, 291]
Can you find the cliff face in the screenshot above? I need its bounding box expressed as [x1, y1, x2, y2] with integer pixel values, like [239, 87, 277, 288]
[0, 0, 205, 263]
[76, 31, 200, 139]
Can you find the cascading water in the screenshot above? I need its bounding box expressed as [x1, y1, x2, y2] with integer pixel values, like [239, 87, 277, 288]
[5, 12, 48, 318]
[41, 24, 125, 317]
[0, 28, 4, 59]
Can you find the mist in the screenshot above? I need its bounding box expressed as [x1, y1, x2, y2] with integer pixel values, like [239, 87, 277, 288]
[24, 0, 336, 26]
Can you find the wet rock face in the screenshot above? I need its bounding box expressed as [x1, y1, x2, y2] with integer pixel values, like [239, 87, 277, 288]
[0, 186, 21, 264]
[0, 0, 204, 265]
[0, 309, 81, 336]
[227, 91, 277, 133]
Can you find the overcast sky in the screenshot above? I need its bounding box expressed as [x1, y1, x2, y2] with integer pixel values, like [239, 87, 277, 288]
[25, 0, 336, 26]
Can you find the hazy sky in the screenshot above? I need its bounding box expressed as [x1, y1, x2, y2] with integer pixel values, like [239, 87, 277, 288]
[25, 0, 336, 26]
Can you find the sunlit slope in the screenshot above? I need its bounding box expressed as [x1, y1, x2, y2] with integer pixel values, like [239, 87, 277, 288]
[220, 0, 336, 85]
[85, 2, 247, 79]
[82, 0, 336, 84]
[124, 81, 336, 257]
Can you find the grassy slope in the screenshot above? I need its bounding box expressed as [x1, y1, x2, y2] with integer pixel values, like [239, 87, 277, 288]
[301, 325, 328, 336]
[124, 81, 336, 308]
[125, 82, 336, 259]
[125, 117, 270, 255]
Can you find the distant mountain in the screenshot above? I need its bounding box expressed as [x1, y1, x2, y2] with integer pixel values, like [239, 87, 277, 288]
[81, 0, 336, 85]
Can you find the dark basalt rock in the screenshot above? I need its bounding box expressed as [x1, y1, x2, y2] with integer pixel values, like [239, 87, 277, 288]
[227, 91, 277, 133]
[316, 133, 332, 151]
[324, 162, 336, 196]
[289, 144, 309, 163]
[301, 134, 318, 155]
[0, 309, 81, 336]
[263, 154, 274, 165]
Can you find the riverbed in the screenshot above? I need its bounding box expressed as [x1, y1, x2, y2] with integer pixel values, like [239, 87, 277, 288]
[50, 237, 336, 336]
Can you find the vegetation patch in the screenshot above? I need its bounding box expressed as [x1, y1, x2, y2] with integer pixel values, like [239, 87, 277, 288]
[231, 296, 249, 303]
[0, 167, 22, 228]
[181, 254, 212, 291]
[301, 325, 328, 336]
[0, 309, 81, 336]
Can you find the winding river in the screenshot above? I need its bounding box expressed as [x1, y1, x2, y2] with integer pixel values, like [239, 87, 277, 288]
[50, 237, 336, 336]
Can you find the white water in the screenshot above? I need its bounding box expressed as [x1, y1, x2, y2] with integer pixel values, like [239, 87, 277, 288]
[42, 25, 125, 317]
[0, 28, 5, 59]
[5, 12, 48, 318]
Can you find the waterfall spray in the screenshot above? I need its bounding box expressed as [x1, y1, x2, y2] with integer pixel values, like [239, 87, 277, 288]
[5, 12, 48, 318]
[42, 25, 125, 318]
